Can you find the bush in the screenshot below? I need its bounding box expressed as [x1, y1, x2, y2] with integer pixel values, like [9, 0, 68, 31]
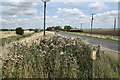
[34, 29, 39, 33]
[16, 27, 24, 35]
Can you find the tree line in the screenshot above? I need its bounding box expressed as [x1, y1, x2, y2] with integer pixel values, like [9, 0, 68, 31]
[46, 25, 83, 32]
[46, 25, 72, 31]
[1, 25, 83, 35]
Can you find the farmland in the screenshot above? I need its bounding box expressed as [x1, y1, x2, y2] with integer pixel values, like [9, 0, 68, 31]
[83, 29, 120, 36]
[67, 29, 120, 42]
[0, 31, 119, 78]
[0, 31, 34, 39]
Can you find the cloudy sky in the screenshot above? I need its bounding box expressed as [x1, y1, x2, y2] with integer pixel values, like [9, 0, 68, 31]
[0, 0, 119, 29]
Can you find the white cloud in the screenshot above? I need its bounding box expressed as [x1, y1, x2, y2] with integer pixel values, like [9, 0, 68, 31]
[1, 0, 84, 2]
[106, 10, 118, 15]
[95, 10, 118, 17]
[1, 0, 119, 2]
[20, 8, 38, 15]
[92, 10, 118, 28]
[56, 8, 84, 15]
[88, 2, 107, 10]
[64, 2, 81, 6]
[0, 1, 118, 29]
[52, 15, 58, 18]
[1, 2, 38, 16]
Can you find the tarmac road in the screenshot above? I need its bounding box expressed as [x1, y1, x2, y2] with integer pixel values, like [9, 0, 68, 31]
[57, 31, 119, 52]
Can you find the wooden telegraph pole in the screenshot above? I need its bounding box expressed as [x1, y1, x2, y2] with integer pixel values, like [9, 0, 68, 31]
[114, 18, 116, 31]
[91, 14, 94, 36]
[42, 0, 50, 36]
[43, 2, 46, 36]
[81, 23, 83, 30]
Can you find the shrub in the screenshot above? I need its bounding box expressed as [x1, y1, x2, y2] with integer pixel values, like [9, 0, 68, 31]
[34, 29, 39, 33]
[16, 27, 24, 35]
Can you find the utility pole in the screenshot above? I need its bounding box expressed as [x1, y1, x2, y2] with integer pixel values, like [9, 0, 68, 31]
[91, 14, 94, 36]
[41, 0, 50, 36]
[81, 23, 83, 30]
[43, 2, 46, 36]
[114, 18, 116, 31]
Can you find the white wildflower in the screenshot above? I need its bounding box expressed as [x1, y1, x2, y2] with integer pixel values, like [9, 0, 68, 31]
[73, 41, 76, 45]
[60, 52, 64, 55]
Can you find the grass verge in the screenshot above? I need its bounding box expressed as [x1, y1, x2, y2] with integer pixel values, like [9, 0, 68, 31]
[92, 47, 119, 78]
[1, 35, 119, 78]
[0, 33, 35, 46]
[68, 32, 120, 42]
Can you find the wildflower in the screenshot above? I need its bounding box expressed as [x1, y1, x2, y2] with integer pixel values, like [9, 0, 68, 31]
[14, 55, 18, 59]
[73, 41, 76, 45]
[60, 52, 64, 55]
[3, 65, 6, 69]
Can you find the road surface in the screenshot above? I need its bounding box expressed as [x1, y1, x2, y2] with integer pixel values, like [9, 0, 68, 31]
[57, 32, 119, 52]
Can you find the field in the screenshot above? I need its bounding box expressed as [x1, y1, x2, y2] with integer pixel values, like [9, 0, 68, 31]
[68, 29, 120, 42]
[0, 31, 34, 39]
[83, 29, 120, 36]
[0, 31, 119, 79]
[0, 31, 35, 46]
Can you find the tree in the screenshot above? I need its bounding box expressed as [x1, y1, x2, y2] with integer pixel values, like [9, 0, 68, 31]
[28, 29, 34, 31]
[34, 29, 39, 33]
[46, 27, 53, 31]
[54, 26, 62, 30]
[46, 26, 62, 31]
[64, 25, 72, 31]
[16, 27, 24, 35]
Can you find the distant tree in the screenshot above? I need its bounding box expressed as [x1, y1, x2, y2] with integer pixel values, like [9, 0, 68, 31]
[46, 27, 53, 31]
[29, 29, 34, 31]
[46, 26, 62, 31]
[34, 29, 39, 33]
[64, 25, 72, 31]
[16, 27, 24, 35]
[10, 29, 15, 31]
[54, 26, 62, 30]
[0, 29, 9, 31]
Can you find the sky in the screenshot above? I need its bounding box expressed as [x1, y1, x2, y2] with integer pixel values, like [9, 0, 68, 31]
[0, 0, 119, 29]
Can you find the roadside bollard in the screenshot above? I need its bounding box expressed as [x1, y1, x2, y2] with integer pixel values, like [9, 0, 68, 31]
[91, 50, 96, 60]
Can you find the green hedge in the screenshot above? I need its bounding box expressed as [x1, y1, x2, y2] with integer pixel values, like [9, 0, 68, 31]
[69, 30, 83, 32]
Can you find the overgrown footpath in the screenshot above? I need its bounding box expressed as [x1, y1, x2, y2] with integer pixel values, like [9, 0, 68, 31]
[1, 35, 119, 78]
[0, 33, 35, 46]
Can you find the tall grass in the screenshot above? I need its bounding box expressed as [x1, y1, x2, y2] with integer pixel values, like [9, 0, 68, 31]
[1, 36, 119, 78]
[93, 49, 118, 78]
